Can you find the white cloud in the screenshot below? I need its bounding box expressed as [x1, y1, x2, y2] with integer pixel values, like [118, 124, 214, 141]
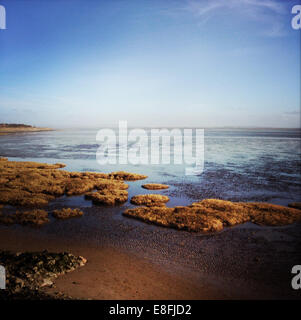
[183, 0, 288, 37]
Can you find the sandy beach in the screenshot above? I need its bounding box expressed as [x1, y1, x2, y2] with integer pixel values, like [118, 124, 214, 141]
[1, 205, 300, 300]
[0, 228, 221, 300]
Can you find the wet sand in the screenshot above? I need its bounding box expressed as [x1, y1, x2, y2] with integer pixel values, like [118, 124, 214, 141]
[1, 205, 300, 299]
[0, 228, 224, 299]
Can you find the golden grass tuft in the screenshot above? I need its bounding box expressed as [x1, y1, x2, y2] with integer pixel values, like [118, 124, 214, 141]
[142, 183, 169, 190]
[0, 159, 144, 208]
[52, 208, 84, 219]
[108, 171, 147, 181]
[123, 199, 301, 233]
[130, 194, 170, 207]
[288, 202, 301, 210]
[85, 189, 128, 206]
[0, 209, 49, 226]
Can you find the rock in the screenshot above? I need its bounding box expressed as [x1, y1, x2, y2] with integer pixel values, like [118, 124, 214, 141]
[0, 250, 87, 299]
[79, 256, 87, 265]
[15, 278, 25, 288]
[41, 278, 53, 287]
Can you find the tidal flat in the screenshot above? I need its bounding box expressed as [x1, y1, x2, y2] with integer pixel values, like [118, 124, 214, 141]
[0, 157, 300, 299]
[0, 128, 300, 299]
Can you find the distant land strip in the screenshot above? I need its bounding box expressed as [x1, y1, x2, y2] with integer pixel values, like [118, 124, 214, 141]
[0, 124, 53, 135]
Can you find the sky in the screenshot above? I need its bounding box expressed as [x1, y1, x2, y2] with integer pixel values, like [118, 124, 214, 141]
[0, 0, 300, 128]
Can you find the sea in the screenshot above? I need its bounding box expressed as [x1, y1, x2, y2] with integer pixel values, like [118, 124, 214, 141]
[0, 128, 300, 206]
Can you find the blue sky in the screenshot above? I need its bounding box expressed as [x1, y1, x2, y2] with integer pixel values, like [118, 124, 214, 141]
[0, 0, 300, 128]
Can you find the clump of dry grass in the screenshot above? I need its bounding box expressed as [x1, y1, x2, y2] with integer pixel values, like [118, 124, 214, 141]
[108, 171, 148, 181]
[142, 183, 169, 190]
[288, 202, 301, 210]
[0, 213, 15, 225]
[130, 194, 170, 206]
[94, 179, 129, 191]
[16, 210, 50, 226]
[85, 189, 128, 205]
[65, 178, 96, 196]
[0, 207, 86, 226]
[52, 208, 84, 219]
[124, 199, 301, 233]
[0, 159, 145, 207]
[0, 209, 49, 226]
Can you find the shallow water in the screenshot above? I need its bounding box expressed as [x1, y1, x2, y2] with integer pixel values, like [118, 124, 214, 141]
[0, 128, 300, 205]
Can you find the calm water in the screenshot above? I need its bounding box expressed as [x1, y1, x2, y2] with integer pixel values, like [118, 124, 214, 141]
[0, 128, 300, 206]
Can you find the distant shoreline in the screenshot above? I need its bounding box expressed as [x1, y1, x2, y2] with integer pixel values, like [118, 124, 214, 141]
[0, 125, 53, 136]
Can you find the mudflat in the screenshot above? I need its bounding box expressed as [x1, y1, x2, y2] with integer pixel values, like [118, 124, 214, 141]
[0, 228, 223, 300]
[1, 219, 300, 299]
[0, 158, 301, 299]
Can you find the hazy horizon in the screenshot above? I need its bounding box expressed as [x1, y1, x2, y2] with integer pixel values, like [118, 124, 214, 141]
[25, 124, 301, 130]
[0, 0, 300, 128]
